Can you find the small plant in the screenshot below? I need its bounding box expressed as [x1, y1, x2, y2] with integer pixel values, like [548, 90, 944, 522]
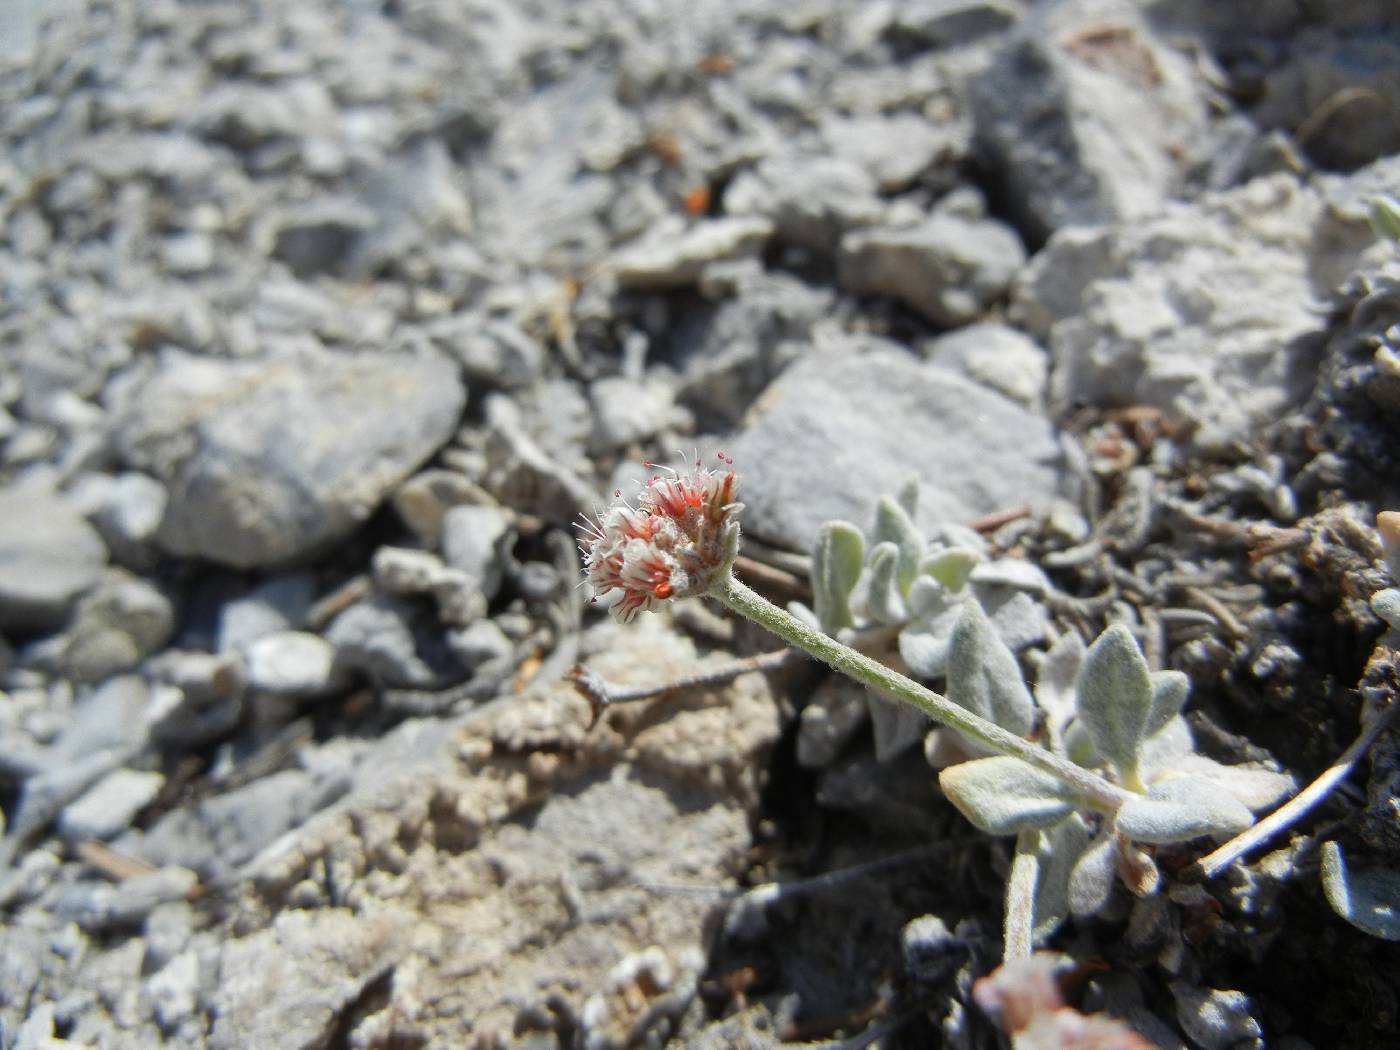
[578, 460, 1292, 958]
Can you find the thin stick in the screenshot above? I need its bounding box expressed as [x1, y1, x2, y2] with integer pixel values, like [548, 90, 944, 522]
[1188, 701, 1400, 881]
[568, 647, 799, 726]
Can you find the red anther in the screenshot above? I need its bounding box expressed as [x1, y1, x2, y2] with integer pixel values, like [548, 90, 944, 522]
[653, 581, 673, 599]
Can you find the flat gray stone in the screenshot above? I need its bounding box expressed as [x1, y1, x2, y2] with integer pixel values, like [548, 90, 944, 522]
[107, 347, 466, 568]
[923, 322, 1048, 407]
[611, 216, 773, 290]
[729, 336, 1062, 552]
[838, 214, 1025, 326]
[58, 768, 165, 842]
[0, 484, 107, 631]
[52, 571, 175, 683]
[724, 156, 885, 253]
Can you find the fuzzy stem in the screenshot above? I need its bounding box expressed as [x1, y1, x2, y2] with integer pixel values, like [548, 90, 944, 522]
[1004, 832, 1039, 962]
[709, 573, 1133, 813]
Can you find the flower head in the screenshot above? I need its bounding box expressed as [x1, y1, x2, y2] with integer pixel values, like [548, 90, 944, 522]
[578, 452, 742, 622]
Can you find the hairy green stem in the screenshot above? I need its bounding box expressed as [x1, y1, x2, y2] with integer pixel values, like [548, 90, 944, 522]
[1004, 832, 1039, 961]
[710, 573, 1132, 813]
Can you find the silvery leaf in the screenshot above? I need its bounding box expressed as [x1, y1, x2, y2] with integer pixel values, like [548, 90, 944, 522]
[1068, 828, 1118, 917]
[1145, 670, 1190, 739]
[1137, 716, 1194, 779]
[1063, 720, 1101, 768]
[895, 475, 919, 518]
[787, 600, 822, 632]
[866, 542, 908, 625]
[1033, 814, 1093, 941]
[939, 756, 1079, 835]
[1034, 631, 1085, 739]
[1076, 625, 1152, 782]
[1114, 777, 1253, 844]
[898, 598, 961, 679]
[1159, 754, 1295, 811]
[874, 495, 923, 593]
[812, 520, 865, 634]
[869, 690, 930, 763]
[947, 598, 1034, 736]
[905, 575, 950, 620]
[1321, 841, 1400, 941]
[921, 546, 982, 592]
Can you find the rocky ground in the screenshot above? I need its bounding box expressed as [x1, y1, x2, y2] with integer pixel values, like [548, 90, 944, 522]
[2, 0, 1400, 1047]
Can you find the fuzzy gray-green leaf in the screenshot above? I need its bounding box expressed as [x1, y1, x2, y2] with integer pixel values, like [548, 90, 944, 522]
[898, 599, 960, 679]
[947, 599, 1034, 736]
[866, 542, 908, 625]
[939, 756, 1079, 835]
[812, 521, 864, 633]
[1114, 777, 1253, 844]
[1145, 670, 1190, 739]
[1076, 625, 1153, 781]
[1032, 814, 1093, 941]
[1321, 841, 1400, 941]
[1068, 829, 1117, 917]
[869, 690, 930, 763]
[921, 547, 981, 592]
[874, 495, 923, 593]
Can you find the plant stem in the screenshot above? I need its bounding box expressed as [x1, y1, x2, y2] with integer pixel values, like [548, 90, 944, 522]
[710, 573, 1133, 813]
[1004, 832, 1039, 961]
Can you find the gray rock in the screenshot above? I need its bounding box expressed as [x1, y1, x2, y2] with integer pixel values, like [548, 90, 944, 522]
[441, 505, 514, 601]
[0, 483, 107, 631]
[243, 631, 337, 696]
[970, 0, 1209, 241]
[1013, 172, 1377, 443]
[891, 0, 1024, 47]
[672, 272, 834, 425]
[446, 618, 514, 680]
[724, 156, 885, 253]
[372, 546, 450, 595]
[822, 111, 971, 193]
[51, 571, 175, 683]
[588, 375, 675, 452]
[107, 347, 466, 568]
[729, 336, 1062, 552]
[271, 199, 377, 277]
[325, 595, 457, 690]
[145, 949, 201, 1033]
[58, 767, 165, 842]
[132, 766, 350, 879]
[392, 468, 494, 543]
[923, 322, 1047, 407]
[217, 574, 317, 653]
[482, 393, 598, 524]
[838, 214, 1025, 326]
[89, 471, 169, 568]
[610, 216, 773, 290]
[1170, 983, 1264, 1050]
[428, 315, 545, 389]
[52, 867, 199, 931]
